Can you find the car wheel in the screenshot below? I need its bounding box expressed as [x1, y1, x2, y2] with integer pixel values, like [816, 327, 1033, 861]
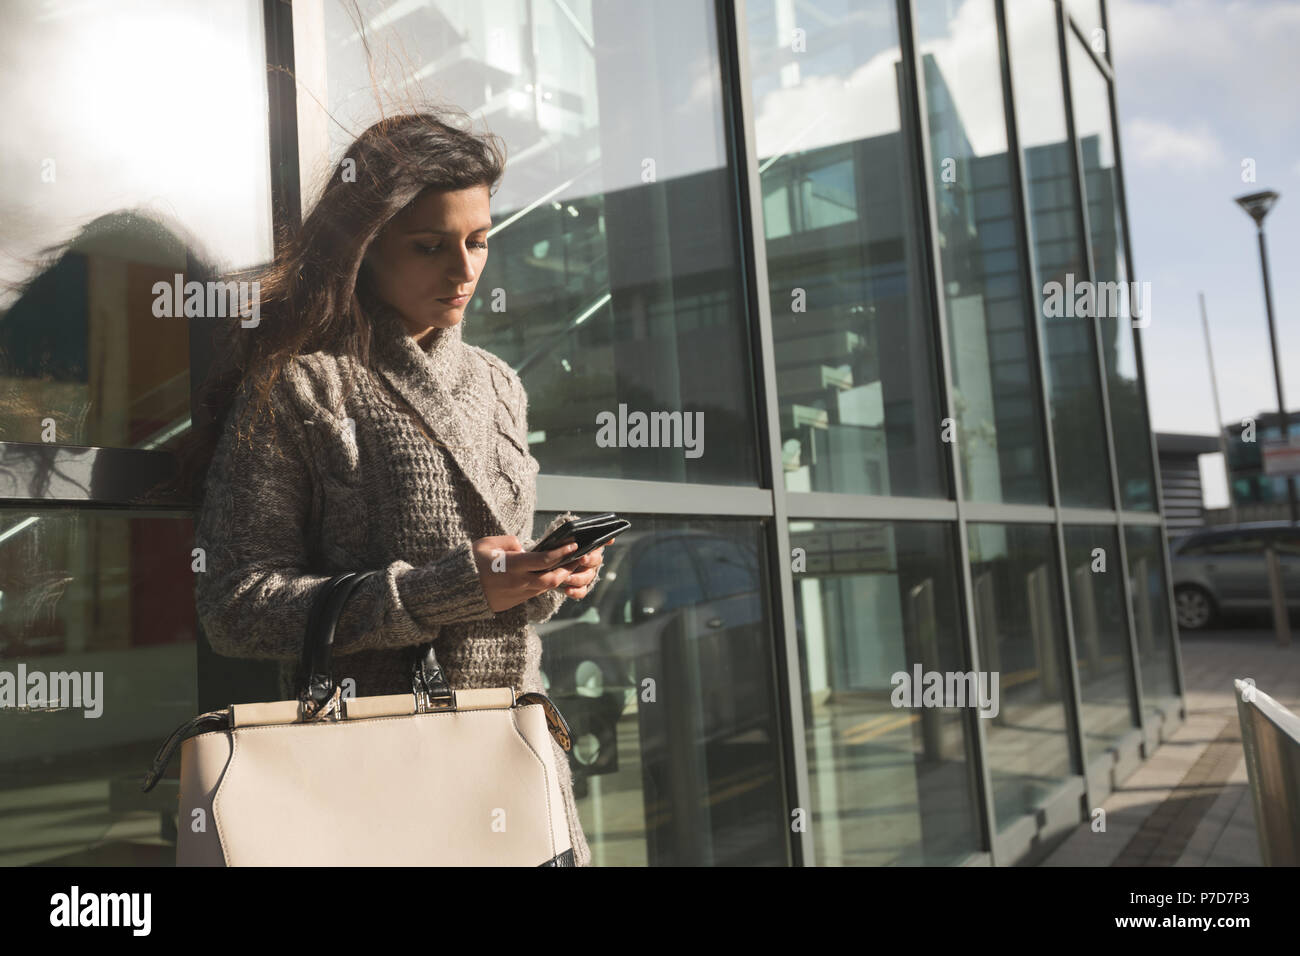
[1175, 585, 1215, 631]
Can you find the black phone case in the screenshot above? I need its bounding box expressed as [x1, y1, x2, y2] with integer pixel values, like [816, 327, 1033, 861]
[531, 513, 615, 552]
[530, 513, 629, 572]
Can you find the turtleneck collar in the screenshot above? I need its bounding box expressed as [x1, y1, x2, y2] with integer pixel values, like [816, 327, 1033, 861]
[360, 293, 527, 538]
[368, 298, 467, 384]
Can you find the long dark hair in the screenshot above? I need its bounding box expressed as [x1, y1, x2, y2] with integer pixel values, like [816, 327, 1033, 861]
[171, 108, 507, 505]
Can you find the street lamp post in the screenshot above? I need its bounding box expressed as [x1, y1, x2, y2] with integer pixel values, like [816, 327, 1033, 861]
[1235, 189, 1298, 526]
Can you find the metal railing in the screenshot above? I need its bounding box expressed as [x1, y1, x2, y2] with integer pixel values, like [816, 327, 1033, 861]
[1234, 678, 1300, 865]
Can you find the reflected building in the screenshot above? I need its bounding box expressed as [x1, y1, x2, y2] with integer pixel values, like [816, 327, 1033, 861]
[1225, 410, 1300, 514]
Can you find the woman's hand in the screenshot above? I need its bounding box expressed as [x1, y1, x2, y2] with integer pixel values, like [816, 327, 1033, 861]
[471, 536, 581, 613]
[556, 538, 615, 600]
[469, 535, 617, 612]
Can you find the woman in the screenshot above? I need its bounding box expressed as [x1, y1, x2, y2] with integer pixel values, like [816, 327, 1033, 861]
[186, 111, 601, 866]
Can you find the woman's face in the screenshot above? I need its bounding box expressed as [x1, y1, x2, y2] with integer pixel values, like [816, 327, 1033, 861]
[363, 184, 491, 342]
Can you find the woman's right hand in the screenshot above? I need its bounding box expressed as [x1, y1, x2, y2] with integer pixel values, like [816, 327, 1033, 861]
[470, 535, 580, 613]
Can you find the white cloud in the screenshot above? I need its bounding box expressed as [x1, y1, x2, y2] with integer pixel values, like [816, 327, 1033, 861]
[1124, 117, 1226, 170]
[1109, 0, 1300, 132]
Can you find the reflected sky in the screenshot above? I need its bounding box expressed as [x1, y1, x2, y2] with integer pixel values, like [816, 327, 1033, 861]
[748, 0, 903, 157]
[304, 0, 731, 213]
[0, 0, 273, 305]
[1005, 0, 1069, 148]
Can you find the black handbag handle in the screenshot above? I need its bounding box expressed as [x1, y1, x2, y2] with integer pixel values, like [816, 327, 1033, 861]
[298, 570, 374, 709]
[298, 570, 453, 712]
[143, 568, 568, 792]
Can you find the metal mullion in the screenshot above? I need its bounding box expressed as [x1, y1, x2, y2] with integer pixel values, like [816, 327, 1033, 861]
[535, 475, 773, 516]
[785, 492, 957, 522]
[723, 0, 813, 867]
[963, 502, 1056, 524]
[898, 0, 1000, 865]
[1100, 10, 1188, 711]
[263, 0, 302, 238]
[793, 498, 1080, 525]
[996, 0, 1091, 812]
[1057, 0, 1148, 738]
[1119, 511, 1163, 527]
[0, 443, 192, 509]
[1099, 0, 1115, 67]
[1059, 507, 1119, 524]
[0, 505, 196, 521]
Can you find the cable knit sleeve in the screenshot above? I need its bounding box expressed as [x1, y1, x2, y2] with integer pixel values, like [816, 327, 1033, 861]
[193, 362, 496, 663]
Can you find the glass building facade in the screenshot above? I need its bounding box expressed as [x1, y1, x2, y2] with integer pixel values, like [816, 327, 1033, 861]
[0, 0, 1182, 866]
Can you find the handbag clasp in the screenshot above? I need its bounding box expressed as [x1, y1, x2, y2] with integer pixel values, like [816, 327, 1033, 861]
[300, 684, 343, 722]
[412, 653, 456, 713]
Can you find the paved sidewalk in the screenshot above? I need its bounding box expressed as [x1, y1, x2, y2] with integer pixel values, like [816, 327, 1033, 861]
[1041, 628, 1300, 867]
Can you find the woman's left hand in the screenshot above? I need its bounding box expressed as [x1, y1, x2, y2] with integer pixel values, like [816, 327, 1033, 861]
[558, 538, 615, 600]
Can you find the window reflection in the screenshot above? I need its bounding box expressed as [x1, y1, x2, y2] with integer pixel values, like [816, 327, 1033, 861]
[968, 522, 1076, 830]
[315, 0, 761, 485]
[537, 512, 785, 866]
[746, 0, 948, 498]
[0, 0, 272, 451]
[1064, 524, 1138, 762]
[916, 0, 1049, 505]
[1006, 0, 1112, 509]
[1124, 525, 1179, 724]
[0, 511, 198, 865]
[790, 519, 981, 865]
[1067, 34, 1156, 511]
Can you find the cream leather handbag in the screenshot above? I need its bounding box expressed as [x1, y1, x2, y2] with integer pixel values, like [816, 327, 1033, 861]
[142, 570, 577, 866]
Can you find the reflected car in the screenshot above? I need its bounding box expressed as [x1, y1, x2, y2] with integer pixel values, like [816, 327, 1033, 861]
[534, 528, 769, 776]
[1170, 522, 1300, 630]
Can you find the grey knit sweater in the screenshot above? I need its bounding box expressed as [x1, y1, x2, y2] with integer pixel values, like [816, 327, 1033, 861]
[193, 299, 592, 866]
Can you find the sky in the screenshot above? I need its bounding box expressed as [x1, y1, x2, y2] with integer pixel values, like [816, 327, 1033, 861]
[1108, 0, 1300, 503]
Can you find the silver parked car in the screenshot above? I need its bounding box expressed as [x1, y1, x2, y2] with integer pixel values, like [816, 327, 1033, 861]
[1170, 522, 1300, 630]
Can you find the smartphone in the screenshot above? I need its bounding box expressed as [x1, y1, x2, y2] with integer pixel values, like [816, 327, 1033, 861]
[529, 512, 630, 573]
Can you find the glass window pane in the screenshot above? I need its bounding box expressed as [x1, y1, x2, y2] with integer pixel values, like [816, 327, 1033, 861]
[313, 0, 761, 485]
[537, 513, 786, 866]
[745, 1, 949, 498]
[916, 0, 1049, 505]
[1064, 524, 1138, 763]
[1006, 0, 1112, 509]
[626, 538, 705, 616]
[0, 511, 198, 865]
[0, 1, 272, 451]
[968, 522, 1076, 830]
[693, 536, 759, 601]
[1124, 525, 1180, 723]
[790, 519, 982, 864]
[1067, 34, 1156, 511]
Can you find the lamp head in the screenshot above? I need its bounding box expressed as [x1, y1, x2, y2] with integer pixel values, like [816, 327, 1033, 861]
[1235, 190, 1280, 226]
